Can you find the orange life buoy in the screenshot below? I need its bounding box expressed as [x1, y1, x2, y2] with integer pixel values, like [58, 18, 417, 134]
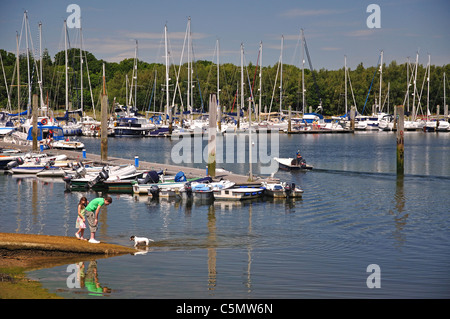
[41, 118, 48, 125]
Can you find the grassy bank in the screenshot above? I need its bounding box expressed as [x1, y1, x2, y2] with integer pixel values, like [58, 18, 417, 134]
[0, 266, 62, 299]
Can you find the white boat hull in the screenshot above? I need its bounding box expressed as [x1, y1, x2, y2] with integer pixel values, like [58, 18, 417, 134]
[213, 187, 265, 201]
[274, 157, 313, 170]
[262, 182, 304, 198]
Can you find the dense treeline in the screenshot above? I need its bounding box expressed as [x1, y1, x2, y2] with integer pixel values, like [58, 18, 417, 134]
[1, 48, 448, 117]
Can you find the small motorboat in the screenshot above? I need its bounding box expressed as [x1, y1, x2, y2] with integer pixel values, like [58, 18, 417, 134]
[261, 181, 304, 198]
[63, 164, 140, 190]
[274, 157, 313, 171]
[9, 154, 69, 174]
[213, 187, 265, 201]
[190, 183, 214, 201]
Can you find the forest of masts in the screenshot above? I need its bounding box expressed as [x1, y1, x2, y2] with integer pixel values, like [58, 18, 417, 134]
[1, 18, 448, 119]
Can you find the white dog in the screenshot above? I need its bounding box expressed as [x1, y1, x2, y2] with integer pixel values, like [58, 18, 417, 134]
[130, 235, 153, 247]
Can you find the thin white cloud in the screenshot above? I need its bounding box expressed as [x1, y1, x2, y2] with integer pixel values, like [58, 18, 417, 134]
[345, 29, 377, 37]
[280, 8, 348, 18]
[123, 31, 209, 41]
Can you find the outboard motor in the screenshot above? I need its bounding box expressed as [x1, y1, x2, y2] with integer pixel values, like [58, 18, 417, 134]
[148, 185, 160, 198]
[75, 166, 86, 178]
[300, 159, 307, 168]
[43, 160, 55, 170]
[285, 183, 292, 197]
[63, 175, 73, 190]
[183, 182, 192, 197]
[63, 175, 72, 183]
[98, 167, 109, 181]
[6, 157, 24, 170]
[88, 167, 109, 188]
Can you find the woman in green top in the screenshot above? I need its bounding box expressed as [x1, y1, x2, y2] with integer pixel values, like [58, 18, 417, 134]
[85, 196, 112, 244]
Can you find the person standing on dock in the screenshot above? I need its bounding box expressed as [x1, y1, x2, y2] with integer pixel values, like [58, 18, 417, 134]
[85, 196, 112, 244]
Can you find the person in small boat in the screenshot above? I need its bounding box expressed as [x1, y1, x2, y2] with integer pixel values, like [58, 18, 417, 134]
[291, 150, 306, 167]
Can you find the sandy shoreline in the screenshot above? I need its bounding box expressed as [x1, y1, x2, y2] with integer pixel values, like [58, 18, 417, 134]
[0, 232, 136, 298]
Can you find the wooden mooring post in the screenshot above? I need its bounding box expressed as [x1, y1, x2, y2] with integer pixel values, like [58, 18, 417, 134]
[288, 105, 292, 133]
[350, 106, 356, 131]
[101, 63, 108, 161]
[207, 94, 217, 178]
[396, 105, 404, 175]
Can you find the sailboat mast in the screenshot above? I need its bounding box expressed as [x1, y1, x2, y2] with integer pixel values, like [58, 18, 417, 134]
[280, 35, 283, 116]
[406, 57, 410, 113]
[0, 47, 12, 110]
[379, 50, 383, 113]
[345, 55, 348, 114]
[64, 20, 69, 112]
[259, 41, 262, 123]
[165, 24, 170, 121]
[126, 74, 128, 109]
[217, 39, 220, 106]
[39, 22, 44, 111]
[80, 18, 83, 114]
[427, 54, 430, 117]
[16, 32, 20, 113]
[444, 72, 446, 115]
[412, 51, 418, 121]
[187, 17, 191, 117]
[301, 29, 305, 115]
[134, 40, 138, 111]
[239, 43, 243, 129]
[25, 12, 31, 116]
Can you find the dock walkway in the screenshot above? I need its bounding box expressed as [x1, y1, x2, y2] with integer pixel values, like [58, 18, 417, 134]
[0, 140, 266, 184]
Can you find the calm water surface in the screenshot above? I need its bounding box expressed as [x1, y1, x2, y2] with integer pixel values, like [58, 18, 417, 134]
[1, 131, 449, 298]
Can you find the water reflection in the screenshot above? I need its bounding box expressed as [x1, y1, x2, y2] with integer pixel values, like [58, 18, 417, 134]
[207, 204, 217, 293]
[84, 260, 112, 295]
[69, 260, 112, 296]
[246, 204, 253, 294]
[10, 175, 66, 234]
[389, 176, 408, 249]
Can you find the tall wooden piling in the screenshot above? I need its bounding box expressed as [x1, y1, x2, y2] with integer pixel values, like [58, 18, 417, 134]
[32, 94, 38, 151]
[288, 105, 292, 133]
[208, 94, 217, 177]
[101, 63, 108, 161]
[396, 105, 404, 175]
[169, 103, 173, 135]
[350, 106, 356, 131]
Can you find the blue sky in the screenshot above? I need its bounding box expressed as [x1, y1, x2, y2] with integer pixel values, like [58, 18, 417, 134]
[1, 0, 449, 70]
